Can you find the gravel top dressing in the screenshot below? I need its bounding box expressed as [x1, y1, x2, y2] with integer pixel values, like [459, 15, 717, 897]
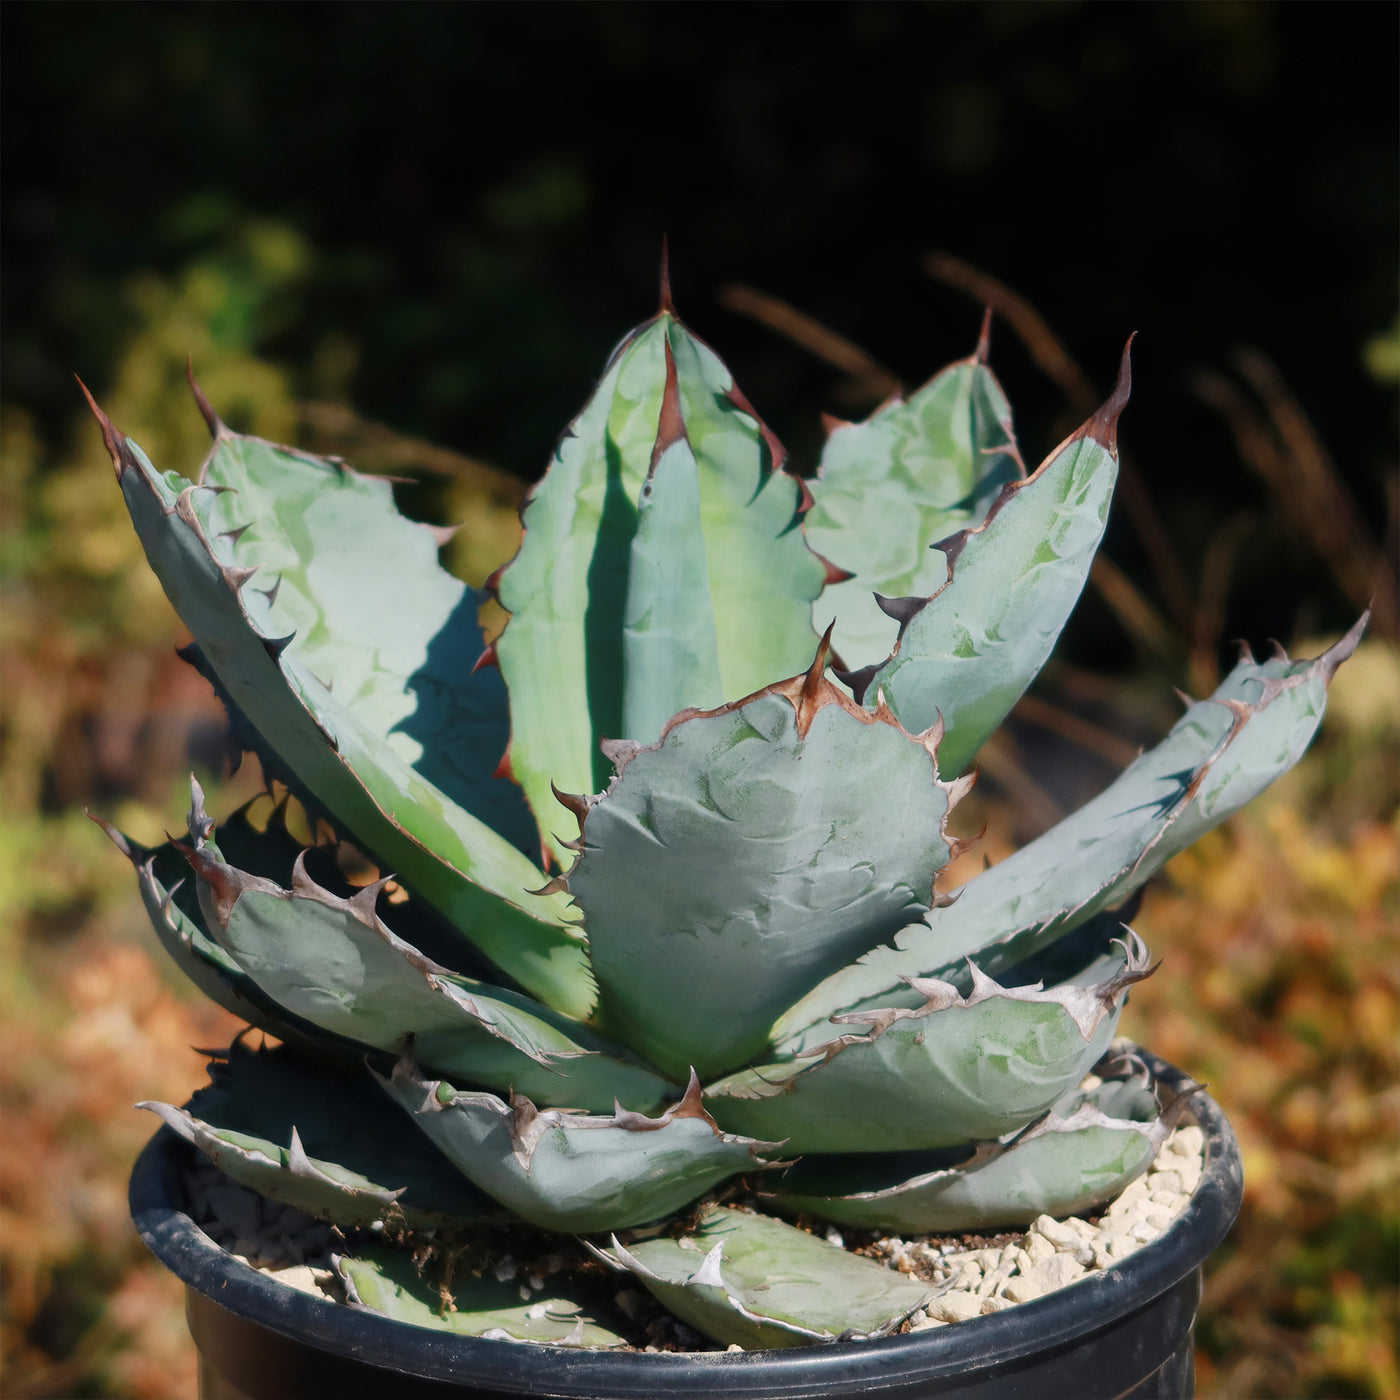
[183, 1123, 1205, 1352]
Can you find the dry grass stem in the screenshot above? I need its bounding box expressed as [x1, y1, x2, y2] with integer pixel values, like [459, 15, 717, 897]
[1193, 356, 1397, 640]
[717, 284, 901, 404]
[924, 252, 1196, 635]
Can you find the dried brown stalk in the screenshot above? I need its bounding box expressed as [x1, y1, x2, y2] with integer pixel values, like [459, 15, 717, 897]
[1009, 693, 1143, 771]
[1089, 555, 1178, 663]
[717, 284, 901, 404]
[1188, 513, 1254, 697]
[973, 732, 1065, 839]
[1193, 355, 1396, 640]
[297, 402, 528, 503]
[923, 252, 1099, 415]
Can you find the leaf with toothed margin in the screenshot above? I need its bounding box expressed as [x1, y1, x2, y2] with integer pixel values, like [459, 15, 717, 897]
[140, 1041, 488, 1228]
[336, 1244, 625, 1346]
[180, 841, 673, 1113]
[774, 618, 1365, 1040]
[807, 341, 1024, 672]
[185, 780, 511, 985]
[996, 894, 1145, 993]
[378, 1057, 783, 1234]
[186, 390, 533, 857]
[705, 934, 1152, 1154]
[82, 386, 592, 1018]
[593, 1205, 931, 1349]
[769, 1063, 1198, 1233]
[620, 370, 723, 748]
[568, 643, 966, 1083]
[494, 309, 826, 866]
[90, 812, 257, 1013]
[87, 808, 356, 1057]
[843, 346, 1130, 777]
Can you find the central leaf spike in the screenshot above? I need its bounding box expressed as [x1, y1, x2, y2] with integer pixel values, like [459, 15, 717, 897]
[651, 338, 687, 472]
[659, 236, 675, 316]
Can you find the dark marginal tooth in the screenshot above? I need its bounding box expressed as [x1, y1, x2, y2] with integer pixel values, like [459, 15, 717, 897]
[874, 594, 926, 627]
[816, 551, 854, 586]
[658, 237, 675, 316]
[223, 564, 261, 591]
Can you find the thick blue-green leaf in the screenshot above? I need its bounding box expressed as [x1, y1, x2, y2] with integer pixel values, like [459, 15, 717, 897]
[337, 1244, 625, 1346]
[92, 815, 266, 1020]
[706, 937, 1150, 1153]
[182, 843, 672, 1113]
[845, 349, 1130, 776]
[379, 1058, 782, 1234]
[620, 398, 723, 746]
[597, 1206, 931, 1349]
[777, 620, 1364, 1040]
[808, 347, 1023, 671]
[494, 311, 825, 865]
[184, 783, 512, 985]
[771, 1067, 1196, 1233]
[140, 1042, 487, 1229]
[663, 323, 826, 702]
[85, 392, 592, 1018]
[192, 425, 532, 856]
[90, 806, 357, 1057]
[569, 653, 963, 1082]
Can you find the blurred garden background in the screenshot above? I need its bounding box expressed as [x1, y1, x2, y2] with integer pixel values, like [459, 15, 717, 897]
[1, 3, 1396, 1395]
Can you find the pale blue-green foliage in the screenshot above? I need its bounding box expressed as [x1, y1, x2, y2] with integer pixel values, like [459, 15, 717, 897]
[495, 314, 824, 866]
[859, 414, 1118, 774]
[776, 621, 1364, 1044]
[338, 1246, 626, 1347]
[378, 1058, 781, 1235]
[139, 1039, 488, 1229]
[807, 351, 1022, 670]
[92, 398, 592, 1018]
[181, 843, 670, 1113]
[574, 689, 957, 1081]
[704, 944, 1147, 1154]
[596, 1205, 932, 1348]
[771, 1069, 1184, 1233]
[94, 295, 1358, 1349]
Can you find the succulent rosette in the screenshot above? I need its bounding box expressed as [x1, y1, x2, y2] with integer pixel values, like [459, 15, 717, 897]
[92, 281, 1359, 1347]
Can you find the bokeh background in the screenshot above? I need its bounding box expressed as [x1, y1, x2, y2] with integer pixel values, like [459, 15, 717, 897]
[2, 4, 1396, 1396]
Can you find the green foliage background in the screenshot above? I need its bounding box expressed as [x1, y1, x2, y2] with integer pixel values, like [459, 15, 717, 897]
[1, 3, 1395, 1396]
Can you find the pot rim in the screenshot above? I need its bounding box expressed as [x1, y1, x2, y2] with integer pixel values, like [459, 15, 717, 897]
[130, 1046, 1241, 1396]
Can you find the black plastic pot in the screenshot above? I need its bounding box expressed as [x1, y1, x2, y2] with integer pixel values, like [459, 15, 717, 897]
[131, 1051, 1241, 1400]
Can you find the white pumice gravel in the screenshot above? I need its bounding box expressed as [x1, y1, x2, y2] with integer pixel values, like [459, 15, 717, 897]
[887, 1124, 1205, 1329]
[185, 1155, 343, 1301]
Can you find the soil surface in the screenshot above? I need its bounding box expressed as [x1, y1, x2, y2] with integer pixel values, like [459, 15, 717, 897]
[184, 1125, 1204, 1351]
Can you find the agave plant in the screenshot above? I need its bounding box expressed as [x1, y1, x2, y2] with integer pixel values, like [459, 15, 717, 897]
[90, 277, 1360, 1348]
